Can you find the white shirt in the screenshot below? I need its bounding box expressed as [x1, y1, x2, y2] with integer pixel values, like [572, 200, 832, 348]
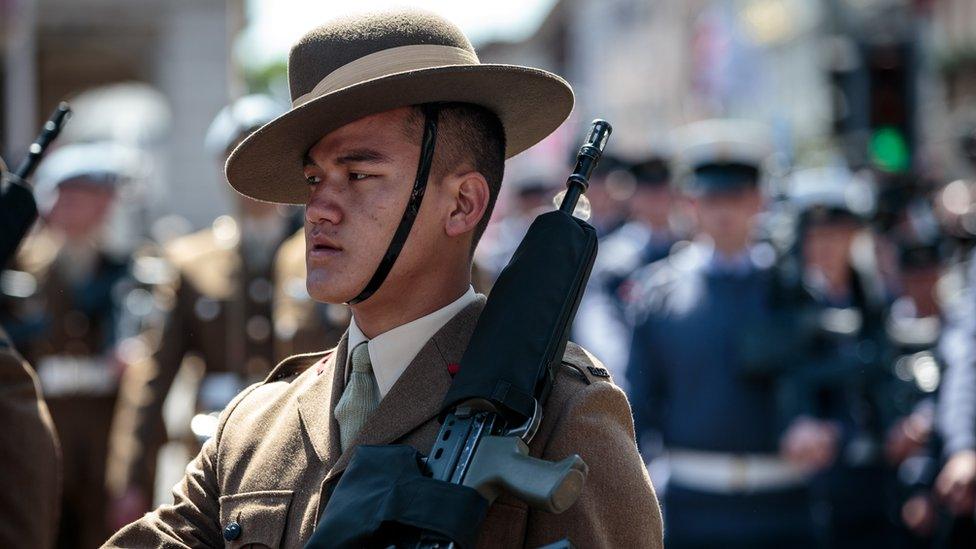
[345, 285, 478, 399]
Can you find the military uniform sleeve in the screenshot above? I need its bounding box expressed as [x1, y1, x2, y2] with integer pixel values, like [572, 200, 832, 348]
[524, 381, 664, 549]
[625, 317, 667, 453]
[937, 307, 976, 456]
[0, 328, 60, 549]
[107, 274, 192, 498]
[103, 430, 223, 548]
[102, 380, 263, 548]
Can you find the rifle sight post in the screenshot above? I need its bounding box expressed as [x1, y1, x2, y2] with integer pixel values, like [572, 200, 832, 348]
[558, 119, 612, 215]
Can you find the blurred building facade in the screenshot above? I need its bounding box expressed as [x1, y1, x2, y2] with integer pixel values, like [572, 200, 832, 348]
[0, 0, 964, 226]
[480, 0, 831, 162]
[0, 0, 246, 229]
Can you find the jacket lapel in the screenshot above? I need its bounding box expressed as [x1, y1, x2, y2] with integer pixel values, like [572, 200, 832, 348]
[322, 296, 486, 484]
[298, 335, 348, 468]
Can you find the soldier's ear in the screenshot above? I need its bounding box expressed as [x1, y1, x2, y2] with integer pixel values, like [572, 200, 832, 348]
[444, 170, 489, 238]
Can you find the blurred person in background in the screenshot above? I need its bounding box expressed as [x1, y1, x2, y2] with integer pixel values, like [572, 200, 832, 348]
[106, 94, 310, 527]
[933, 242, 976, 547]
[936, 124, 976, 255]
[271, 228, 351, 359]
[779, 167, 905, 548]
[0, 142, 143, 549]
[476, 174, 561, 281]
[626, 120, 836, 548]
[886, 233, 965, 548]
[574, 155, 680, 388]
[583, 153, 630, 238]
[0, 156, 61, 549]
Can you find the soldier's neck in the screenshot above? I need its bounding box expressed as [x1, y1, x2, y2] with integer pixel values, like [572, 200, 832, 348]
[349, 265, 471, 339]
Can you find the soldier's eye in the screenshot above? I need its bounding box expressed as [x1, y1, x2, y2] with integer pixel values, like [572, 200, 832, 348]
[349, 172, 370, 181]
[305, 174, 322, 186]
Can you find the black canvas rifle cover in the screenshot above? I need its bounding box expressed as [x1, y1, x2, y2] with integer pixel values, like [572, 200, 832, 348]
[440, 210, 598, 424]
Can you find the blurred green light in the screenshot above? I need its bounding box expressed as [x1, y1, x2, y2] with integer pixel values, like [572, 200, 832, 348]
[870, 127, 909, 173]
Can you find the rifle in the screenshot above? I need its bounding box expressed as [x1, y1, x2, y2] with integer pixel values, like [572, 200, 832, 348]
[308, 120, 612, 549]
[0, 102, 71, 268]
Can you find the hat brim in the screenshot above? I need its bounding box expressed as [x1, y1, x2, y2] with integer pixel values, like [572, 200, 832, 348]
[225, 64, 574, 204]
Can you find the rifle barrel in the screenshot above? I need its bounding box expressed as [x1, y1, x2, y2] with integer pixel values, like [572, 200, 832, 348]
[558, 119, 612, 214]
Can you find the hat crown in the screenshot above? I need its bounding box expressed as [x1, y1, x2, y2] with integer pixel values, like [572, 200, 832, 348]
[288, 9, 476, 102]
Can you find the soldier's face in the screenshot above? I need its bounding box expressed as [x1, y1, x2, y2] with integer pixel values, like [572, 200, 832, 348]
[301, 108, 443, 304]
[803, 221, 859, 278]
[693, 187, 761, 247]
[45, 181, 115, 239]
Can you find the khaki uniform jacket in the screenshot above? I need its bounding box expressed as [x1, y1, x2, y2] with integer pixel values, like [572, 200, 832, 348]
[0, 327, 60, 549]
[104, 297, 663, 548]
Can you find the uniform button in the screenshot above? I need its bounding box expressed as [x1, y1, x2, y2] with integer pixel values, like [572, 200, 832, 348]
[223, 521, 242, 541]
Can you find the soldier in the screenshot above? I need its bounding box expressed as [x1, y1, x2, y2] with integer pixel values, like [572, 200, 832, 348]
[626, 120, 840, 548]
[574, 155, 679, 388]
[0, 142, 141, 549]
[784, 167, 911, 547]
[104, 9, 663, 548]
[105, 94, 303, 525]
[0, 157, 61, 549]
[935, 248, 976, 545]
[884, 234, 957, 545]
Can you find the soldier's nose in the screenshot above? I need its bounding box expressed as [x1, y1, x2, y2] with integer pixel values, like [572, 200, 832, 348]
[306, 191, 342, 226]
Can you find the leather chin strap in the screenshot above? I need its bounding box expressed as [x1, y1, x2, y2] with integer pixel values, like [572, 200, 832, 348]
[347, 104, 440, 305]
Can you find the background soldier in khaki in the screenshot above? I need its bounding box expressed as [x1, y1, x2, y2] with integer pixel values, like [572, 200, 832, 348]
[106, 94, 346, 526]
[273, 228, 350, 360]
[0, 157, 61, 549]
[0, 325, 60, 549]
[105, 9, 662, 548]
[1, 143, 141, 549]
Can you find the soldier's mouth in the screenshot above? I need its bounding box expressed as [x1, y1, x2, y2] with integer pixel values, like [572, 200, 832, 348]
[309, 237, 343, 258]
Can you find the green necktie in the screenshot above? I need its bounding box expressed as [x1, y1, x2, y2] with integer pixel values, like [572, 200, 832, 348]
[334, 342, 380, 452]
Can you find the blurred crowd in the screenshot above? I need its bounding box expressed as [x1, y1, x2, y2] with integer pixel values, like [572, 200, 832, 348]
[527, 118, 976, 548]
[4, 88, 976, 548]
[2, 2, 976, 548]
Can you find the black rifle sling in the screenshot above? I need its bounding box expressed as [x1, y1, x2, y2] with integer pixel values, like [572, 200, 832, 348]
[348, 103, 440, 304]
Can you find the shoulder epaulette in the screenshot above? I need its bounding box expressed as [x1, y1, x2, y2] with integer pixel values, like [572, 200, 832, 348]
[265, 349, 333, 382]
[558, 343, 612, 385]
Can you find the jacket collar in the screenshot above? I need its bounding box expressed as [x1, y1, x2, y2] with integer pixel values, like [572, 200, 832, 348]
[298, 296, 486, 480]
[297, 335, 348, 468]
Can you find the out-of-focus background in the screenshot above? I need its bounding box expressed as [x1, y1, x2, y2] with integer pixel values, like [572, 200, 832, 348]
[1, 0, 966, 229]
[5, 1, 976, 548]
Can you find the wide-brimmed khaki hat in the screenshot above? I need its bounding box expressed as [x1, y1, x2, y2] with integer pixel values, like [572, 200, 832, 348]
[226, 9, 574, 204]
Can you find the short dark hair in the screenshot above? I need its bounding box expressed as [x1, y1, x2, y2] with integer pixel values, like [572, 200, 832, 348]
[404, 103, 505, 251]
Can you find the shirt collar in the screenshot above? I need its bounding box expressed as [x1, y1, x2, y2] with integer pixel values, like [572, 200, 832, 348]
[346, 285, 477, 398]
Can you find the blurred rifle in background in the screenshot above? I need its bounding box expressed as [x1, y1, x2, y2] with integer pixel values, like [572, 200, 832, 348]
[0, 102, 71, 268]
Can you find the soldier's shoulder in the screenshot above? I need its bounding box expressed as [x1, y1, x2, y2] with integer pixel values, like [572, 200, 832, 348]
[216, 349, 335, 436]
[263, 349, 335, 384]
[212, 348, 337, 457]
[164, 225, 240, 297]
[276, 228, 305, 258]
[625, 244, 704, 316]
[539, 342, 631, 439]
[164, 227, 230, 267]
[557, 341, 614, 386]
[274, 229, 307, 278]
[595, 222, 648, 274]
